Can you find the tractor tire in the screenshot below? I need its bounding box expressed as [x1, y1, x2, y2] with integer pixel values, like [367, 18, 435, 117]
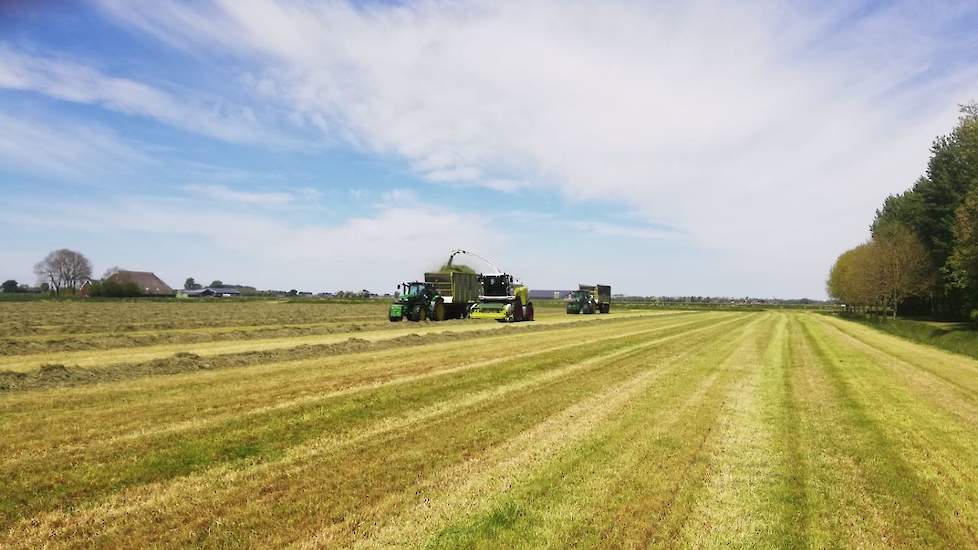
[432, 300, 446, 321]
[407, 306, 425, 322]
[525, 302, 534, 321]
[513, 300, 524, 322]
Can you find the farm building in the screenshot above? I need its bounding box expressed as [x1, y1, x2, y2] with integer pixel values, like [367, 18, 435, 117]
[107, 271, 175, 296]
[178, 287, 242, 298]
[529, 289, 574, 300]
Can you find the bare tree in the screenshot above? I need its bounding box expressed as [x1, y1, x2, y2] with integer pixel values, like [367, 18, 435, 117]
[102, 266, 124, 279]
[33, 249, 93, 295]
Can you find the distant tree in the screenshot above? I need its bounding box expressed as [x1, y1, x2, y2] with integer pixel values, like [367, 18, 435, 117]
[288, 289, 298, 296]
[874, 224, 932, 318]
[184, 277, 202, 290]
[102, 266, 124, 279]
[828, 227, 931, 317]
[87, 279, 142, 298]
[39, 282, 49, 292]
[1, 280, 18, 293]
[948, 187, 978, 312]
[869, 102, 978, 316]
[210, 280, 223, 288]
[33, 249, 93, 295]
[827, 243, 878, 312]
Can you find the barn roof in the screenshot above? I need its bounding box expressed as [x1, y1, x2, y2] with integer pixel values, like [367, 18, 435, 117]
[206, 287, 241, 294]
[108, 271, 175, 296]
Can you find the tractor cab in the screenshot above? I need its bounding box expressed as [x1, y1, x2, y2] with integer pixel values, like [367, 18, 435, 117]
[389, 281, 435, 321]
[470, 273, 534, 322]
[401, 282, 431, 297]
[479, 273, 513, 298]
[566, 289, 597, 314]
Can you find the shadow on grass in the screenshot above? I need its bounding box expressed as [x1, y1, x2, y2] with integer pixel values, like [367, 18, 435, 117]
[831, 313, 978, 360]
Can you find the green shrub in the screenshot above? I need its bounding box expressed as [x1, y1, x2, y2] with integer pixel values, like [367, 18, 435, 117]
[88, 280, 143, 298]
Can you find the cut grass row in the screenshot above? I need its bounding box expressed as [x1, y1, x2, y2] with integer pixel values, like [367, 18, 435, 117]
[0, 312, 739, 533]
[0, 308, 665, 372]
[4, 310, 978, 547]
[0, 312, 713, 459]
[0, 300, 390, 336]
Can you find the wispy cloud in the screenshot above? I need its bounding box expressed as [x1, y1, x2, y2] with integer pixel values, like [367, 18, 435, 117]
[93, 0, 978, 296]
[0, 44, 293, 146]
[182, 183, 296, 206]
[568, 221, 678, 241]
[0, 111, 149, 179]
[0, 194, 505, 291]
[377, 188, 418, 205]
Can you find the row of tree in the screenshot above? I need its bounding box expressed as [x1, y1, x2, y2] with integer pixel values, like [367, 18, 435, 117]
[827, 225, 931, 317]
[828, 103, 978, 319]
[184, 278, 226, 290]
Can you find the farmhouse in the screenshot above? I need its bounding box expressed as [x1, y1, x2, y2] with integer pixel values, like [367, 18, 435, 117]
[107, 271, 175, 296]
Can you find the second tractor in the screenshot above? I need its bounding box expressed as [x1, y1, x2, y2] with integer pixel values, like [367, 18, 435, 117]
[566, 284, 612, 314]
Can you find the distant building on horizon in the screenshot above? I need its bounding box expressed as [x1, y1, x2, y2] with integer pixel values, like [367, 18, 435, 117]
[107, 271, 175, 296]
[177, 287, 242, 298]
[529, 289, 573, 300]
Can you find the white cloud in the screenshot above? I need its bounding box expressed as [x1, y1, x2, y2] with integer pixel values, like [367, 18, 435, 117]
[89, 1, 978, 296]
[569, 221, 677, 241]
[0, 111, 149, 179]
[183, 183, 295, 206]
[0, 45, 294, 146]
[0, 195, 504, 292]
[378, 188, 418, 205]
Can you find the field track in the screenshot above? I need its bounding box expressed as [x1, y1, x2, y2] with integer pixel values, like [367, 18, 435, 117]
[3, 305, 978, 547]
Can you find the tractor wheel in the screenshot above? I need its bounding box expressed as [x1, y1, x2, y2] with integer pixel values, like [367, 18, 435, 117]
[525, 302, 534, 321]
[418, 307, 428, 322]
[432, 300, 446, 321]
[513, 300, 524, 322]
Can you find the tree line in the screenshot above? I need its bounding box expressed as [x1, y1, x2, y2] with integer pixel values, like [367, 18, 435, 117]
[2, 249, 143, 297]
[828, 103, 978, 319]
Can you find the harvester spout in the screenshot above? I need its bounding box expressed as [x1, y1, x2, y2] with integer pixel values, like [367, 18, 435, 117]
[446, 249, 502, 273]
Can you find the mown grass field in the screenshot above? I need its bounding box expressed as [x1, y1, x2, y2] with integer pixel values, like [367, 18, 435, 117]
[2, 301, 978, 547]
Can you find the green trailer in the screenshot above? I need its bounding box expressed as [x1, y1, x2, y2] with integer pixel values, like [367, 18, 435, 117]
[424, 271, 480, 320]
[389, 271, 480, 322]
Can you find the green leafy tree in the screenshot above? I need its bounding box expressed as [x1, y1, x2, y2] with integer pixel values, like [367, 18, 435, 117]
[210, 280, 223, 288]
[827, 243, 877, 311]
[184, 277, 202, 290]
[1, 280, 18, 293]
[867, 103, 978, 316]
[948, 186, 978, 310]
[88, 280, 143, 298]
[874, 225, 932, 317]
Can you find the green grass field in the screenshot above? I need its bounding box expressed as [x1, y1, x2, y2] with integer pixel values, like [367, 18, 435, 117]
[2, 301, 978, 547]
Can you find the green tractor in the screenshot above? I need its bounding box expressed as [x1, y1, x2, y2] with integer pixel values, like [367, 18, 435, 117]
[389, 270, 480, 322]
[566, 284, 612, 314]
[565, 289, 598, 314]
[389, 281, 439, 322]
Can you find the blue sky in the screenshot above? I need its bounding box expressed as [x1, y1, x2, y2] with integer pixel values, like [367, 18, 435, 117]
[1, 1, 977, 296]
